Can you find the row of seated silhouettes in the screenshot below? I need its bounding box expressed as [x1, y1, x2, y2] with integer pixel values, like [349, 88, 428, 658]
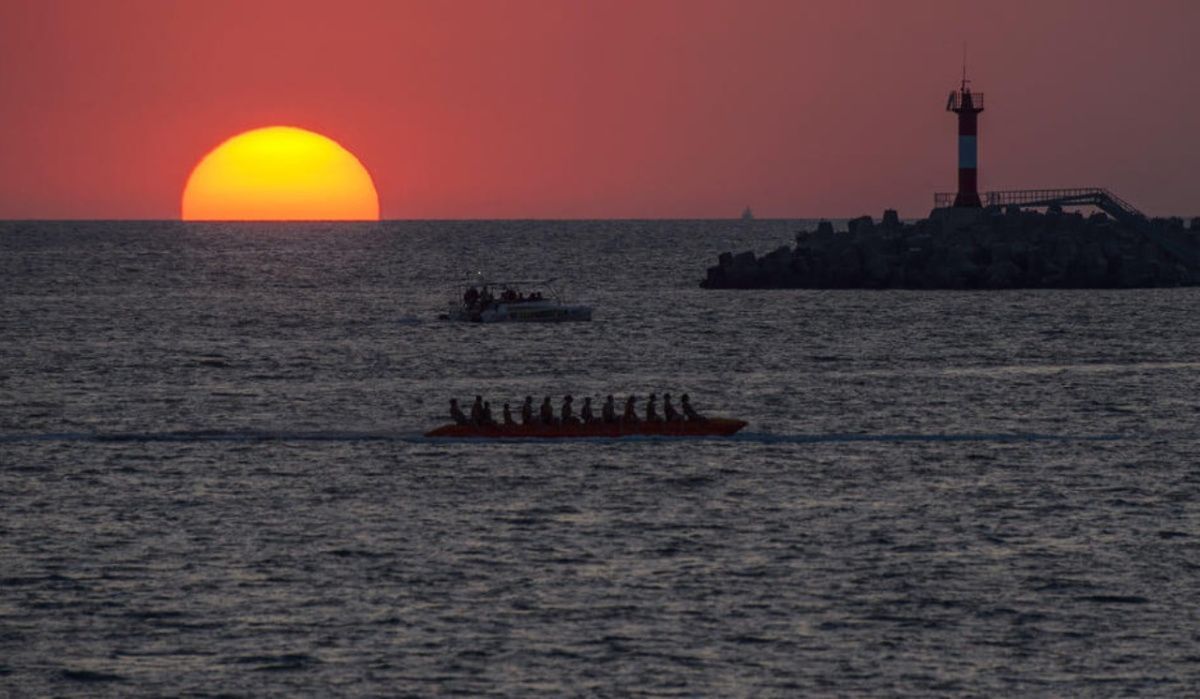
[449, 393, 706, 427]
[462, 286, 544, 309]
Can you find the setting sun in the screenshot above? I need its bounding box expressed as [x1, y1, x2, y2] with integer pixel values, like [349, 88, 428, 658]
[181, 126, 379, 221]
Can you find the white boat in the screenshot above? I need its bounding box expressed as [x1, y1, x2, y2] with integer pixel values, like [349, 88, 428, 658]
[440, 279, 593, 323]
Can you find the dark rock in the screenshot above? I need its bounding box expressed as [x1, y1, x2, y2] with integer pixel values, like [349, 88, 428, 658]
[729, 251, 756, 272]
[861, 248, 893, 287]
[701, 206, 1200, 289]
[847, 216, 874, 235]
[727, 251, 764, 287]
[984, 259, 1021, 288]
[760, 246, 797, 285]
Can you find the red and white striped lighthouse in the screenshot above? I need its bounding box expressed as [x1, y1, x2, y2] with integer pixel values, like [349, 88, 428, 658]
[946, 74, 984, 208]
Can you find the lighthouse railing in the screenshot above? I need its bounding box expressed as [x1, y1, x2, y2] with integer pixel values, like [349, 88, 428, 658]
[946, 92, 985, 110]
[934, 188, 1147, 221]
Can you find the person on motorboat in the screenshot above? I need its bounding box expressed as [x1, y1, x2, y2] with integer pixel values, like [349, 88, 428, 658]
[645, 393, 663, 422]
[450, 398, 469, 425]
[481, 401, 496, 426]
[540, 396, 556, 425]
[463, 287, 480, 306]
[580, 397, 595, 424]
[502, 402, 515, 426]
[521, 396, 535, 425]
[681, 394, 706, 422]
[623, 395, 640, 423]
[602, 395, 617, 423]
[470, 395, 485, 425]
[663, 393, 682, 422]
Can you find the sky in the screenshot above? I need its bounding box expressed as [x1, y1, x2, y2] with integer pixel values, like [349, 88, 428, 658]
[0, 0, 1197, 219]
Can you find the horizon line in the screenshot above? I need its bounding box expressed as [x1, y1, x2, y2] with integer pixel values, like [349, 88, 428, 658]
[0, 216, 867, 223]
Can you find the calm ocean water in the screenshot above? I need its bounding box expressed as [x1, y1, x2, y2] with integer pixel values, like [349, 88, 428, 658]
[2, 220, 1199, 696]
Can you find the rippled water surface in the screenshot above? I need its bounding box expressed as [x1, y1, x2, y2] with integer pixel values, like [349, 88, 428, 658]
[2, 221, 1199, 696]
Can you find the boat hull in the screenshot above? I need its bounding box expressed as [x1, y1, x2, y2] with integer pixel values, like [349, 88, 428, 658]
[425, 417, 747, 439]
[444, 302, 593, 323]
[483, 303, 592, 323]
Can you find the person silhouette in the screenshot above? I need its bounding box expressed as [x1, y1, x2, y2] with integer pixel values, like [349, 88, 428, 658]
[663, 393, 681, 422]
[602, 395, 618, 423]
[470, 395, 484, 425]
[645, 393, 663, 422]
[623, 395, 640, 424]
[561, 395, 580, 425]
[449, 398, 468, 425]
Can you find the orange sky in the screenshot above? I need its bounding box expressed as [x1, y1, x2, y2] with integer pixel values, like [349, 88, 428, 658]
[0, 0, 1197, 219]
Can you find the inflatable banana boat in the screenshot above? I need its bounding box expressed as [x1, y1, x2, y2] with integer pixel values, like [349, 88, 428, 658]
[425, 417, 747, 439]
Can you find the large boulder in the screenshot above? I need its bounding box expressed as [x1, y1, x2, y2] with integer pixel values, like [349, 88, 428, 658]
[983, 259, 1021, 288]
[760, 246, 797, 286]
[702, 265, 725, 288]
[725, 251, 763, 287]
[847, 216, 875, 236]
[861, 246, 895, 287]
[828, 245, 864, 286]
[1117, 253, 1156, 287]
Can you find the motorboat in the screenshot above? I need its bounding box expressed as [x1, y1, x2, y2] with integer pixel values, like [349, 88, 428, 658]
[426, 417, 748, 439]
[440, 279, 592, 323]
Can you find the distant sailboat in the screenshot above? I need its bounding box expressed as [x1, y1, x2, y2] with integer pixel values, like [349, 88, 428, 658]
[741, 206, 754, 221]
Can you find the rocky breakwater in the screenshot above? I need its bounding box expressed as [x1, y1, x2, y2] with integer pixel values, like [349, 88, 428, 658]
[702, 208, 1200, 289]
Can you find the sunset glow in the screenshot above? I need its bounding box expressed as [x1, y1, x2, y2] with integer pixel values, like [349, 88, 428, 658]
[181, 126, 379, 221]
[2, 2, 1198, 218]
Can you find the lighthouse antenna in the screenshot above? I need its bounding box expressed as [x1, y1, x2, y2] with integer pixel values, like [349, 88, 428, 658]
[961, 43, 969, 91]
[960, 42, 969, 91]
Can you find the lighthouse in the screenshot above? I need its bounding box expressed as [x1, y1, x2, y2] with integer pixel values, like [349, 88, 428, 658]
[946, 72, 983, 208]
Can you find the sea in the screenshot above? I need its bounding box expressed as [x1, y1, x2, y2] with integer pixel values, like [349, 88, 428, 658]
[2, 220, 1199, 697]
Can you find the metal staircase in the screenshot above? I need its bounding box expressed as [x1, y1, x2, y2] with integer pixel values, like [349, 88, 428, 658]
[934, 188, 1146, 224]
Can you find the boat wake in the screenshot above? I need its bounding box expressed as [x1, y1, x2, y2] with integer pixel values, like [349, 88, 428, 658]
[0, 429, 1123, 445]
[733, 431, 1121, 444]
